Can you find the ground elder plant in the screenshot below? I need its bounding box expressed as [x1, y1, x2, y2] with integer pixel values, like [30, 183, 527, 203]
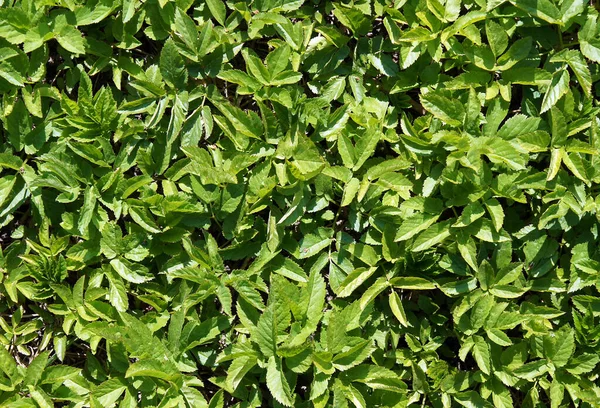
[1, 0, 600, 407]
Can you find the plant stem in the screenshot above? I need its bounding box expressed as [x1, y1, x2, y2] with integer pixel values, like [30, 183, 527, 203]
[562, 41, 579, 48]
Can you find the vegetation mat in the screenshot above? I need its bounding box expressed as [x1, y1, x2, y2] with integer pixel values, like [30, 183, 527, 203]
[1, 0, 600, 406]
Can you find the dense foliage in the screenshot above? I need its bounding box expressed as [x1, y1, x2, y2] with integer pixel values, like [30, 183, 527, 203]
[1, 0, 600, 406]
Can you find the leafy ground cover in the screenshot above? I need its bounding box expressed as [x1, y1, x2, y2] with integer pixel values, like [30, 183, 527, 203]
[1, 0, 600, 406]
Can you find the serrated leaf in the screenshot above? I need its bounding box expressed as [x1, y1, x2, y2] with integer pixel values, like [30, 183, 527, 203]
[547, 326, 575, 367]
[580, 38, 600, 63]
[486, 329, 512, 346]
[266, 356, 294, 407]
[0, 62, 24, 86]
[496, 37, 532, 70]
[301, 266, 326, 324]
[412, 220, 452, 252]
[110, 258, 153, 284]
[389, 290, 410, 327]
[541, 69, 570, 114]
[551, 50, 592, 97]
[390, 276, 436, 290]
[226, 356, 257, 390]
[513, 360, 549, 380]
[509, 0, 562, 24]
[336, 267, 378, 298]
[125, 359, 181, 382]
[472, 335, 491, 374]
[160, 38, 187, 89]
[484, 199, 504, 232]
[395, 213, 439, 242]
[298, 229, 332, 259]
[358, 277, 389, 310]
[420, 92, 465, 126]
[254, 301, 290, 358]
[332, 339, 375, 371]
[486, 20, 508, 57]
[56, 25, 87, 55]
[105, 267, 129, 312]
[547, 148, 563, 181]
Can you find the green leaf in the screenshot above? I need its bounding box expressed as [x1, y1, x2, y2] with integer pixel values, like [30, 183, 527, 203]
[369, 54, 399, 77]
[3, 2, 599, 405]
[486, 329, 512, 346]
[547, 148, 563, 181]
[128, 206, 162, 233]
[512, 360, 549, 380]
[291, 136, 327, 178]
[208, 389, 224, 408]
[105, 266, 129, 312]
[341, 177, 361, 207]
[458, 235, 479, 271]
[390, 276, 436, 290]
[75, 0, 117, 25]
[353, 128, 381, 171]
[242, 48, 270, 85]
[420, 92, 465, 126]
[565, 353, 600, 375]
[336, 267, 378, 298]
[266, 356, 294, 407]
[174, 8, 200, 53]
[441, 10, 487, 42]
[389, 290, 410, 327]
[206, 0, 226, 25]
[476, 137, 528, 170]
[455, 391, 495, 408]
[509, 0, 562, 24]
[77, 186, 96, 236]
[550, 50, 592, 97]
[561, 0, 585, 24]
[24, 351, 49, 386]
[412, 220, 452, 252]
[491, 379, 513, 408]
[580, 38, 600, 63]
[297, 228, 332, 259]
[546, 326, 575, 367]
[394, 213, 439, 242]
[0, 344, 20, 383]
[226, 357, 257, 390]
[110, 258, 153, 284]
[485, 20, 508, 57]
[332, 339, 375, 371]
[160, 38, 187, 89]
[484, 199, 505, 232]
[92, 378, 128, 406]
[273, 258, 308, 282]
[218, 69, 261, 89]
[301, 265, 326, 324]
[56, 25, 87, 55]
[495, 37, 532, 70]
[254, 301, 289, 358]
[270, 71, 303, 86]
[472, 335, 491, 374]
[266, 45, 291, 78]
[540, 69, 570, 114]
[0, 62, 24, 86]
[344, 366, 407, 394]
[126, 359, 181, 382]
[453, 202, 485, 228]
[358, 277, 389, 310]
[550, 106, 568, 147]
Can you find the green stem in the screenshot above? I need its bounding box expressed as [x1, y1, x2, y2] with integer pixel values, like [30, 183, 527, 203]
[557, 26, 564, 50]
[451, 207, 459, 218]
[561, 41, 579, 48]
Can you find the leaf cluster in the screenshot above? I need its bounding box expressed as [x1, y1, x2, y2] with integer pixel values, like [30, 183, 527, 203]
[1, 0, 600, 407]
